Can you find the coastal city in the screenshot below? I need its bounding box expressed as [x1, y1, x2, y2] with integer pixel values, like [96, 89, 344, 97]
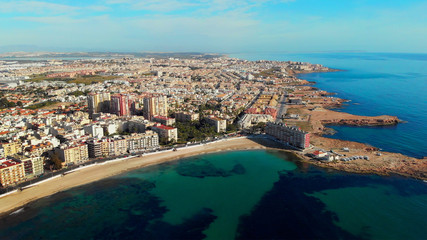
[1, 0, 426, 238]
[0, 53, 425, 195]
[0, 54, 315, 189]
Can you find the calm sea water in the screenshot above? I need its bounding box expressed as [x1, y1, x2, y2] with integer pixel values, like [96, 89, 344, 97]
[231, 52, 427, 158]
[1, 150, 426, 240]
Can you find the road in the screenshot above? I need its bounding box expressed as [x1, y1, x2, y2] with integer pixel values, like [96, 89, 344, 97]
[275, 93, 287, 123]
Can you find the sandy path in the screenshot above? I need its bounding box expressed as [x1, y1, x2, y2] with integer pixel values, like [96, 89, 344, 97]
[0, 137, 269, 215]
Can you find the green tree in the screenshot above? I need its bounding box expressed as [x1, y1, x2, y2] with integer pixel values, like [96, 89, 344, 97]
[250, 122, 266, 133]
[0, 98, 16, 109]
[50, 153, 62, 170]
[67, 90, 86, 97]
[226, 123, 238, 133]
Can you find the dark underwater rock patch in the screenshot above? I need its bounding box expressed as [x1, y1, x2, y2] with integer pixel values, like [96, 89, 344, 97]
[176, 161, 246, 178]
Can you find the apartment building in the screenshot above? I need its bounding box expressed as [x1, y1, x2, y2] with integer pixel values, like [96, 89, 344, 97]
[0, 158, 25, 187]
[24, 142, 53, 157]
[11, 155, 44, 178]
[111, 94, 132, 117]
[143, 95, 168, 120]
[83, 124, 104, 138]
[151, 125, 178, 142]
[109, 136, 127, 156]
[175, 112, 199, 122]
[126, 131, 159, 153]
[87, 92, 111, 118]
[87, 138, 102, 158]
[55, 143, 89, 166]
[0, 140, 22, 157]
[265, 122, 310, 149]
[205, 116, 227, 133]
[152, 115, 175, 126]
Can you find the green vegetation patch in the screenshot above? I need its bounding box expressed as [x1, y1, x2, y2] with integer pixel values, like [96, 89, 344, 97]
[67, 75, 117, 84]
[283, 120, 313, 132]
[0, 97, 17, 109]
[25, 100, 59, 110]
[254, 67, 281, 78]
[67, 90, 87, 97]
[175, 120, 220, 143]
[286, 108, 303, 115]
[25, 73, 49, 82]
[26, 74, 117, 85]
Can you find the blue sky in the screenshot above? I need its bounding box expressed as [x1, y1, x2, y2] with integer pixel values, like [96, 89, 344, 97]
[1, 0, 427, 53]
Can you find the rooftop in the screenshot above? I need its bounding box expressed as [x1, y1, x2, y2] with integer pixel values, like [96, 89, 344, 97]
[154, 125, 175, 130]
[153, 115, 173, 120]
[0, 159, 21, 170]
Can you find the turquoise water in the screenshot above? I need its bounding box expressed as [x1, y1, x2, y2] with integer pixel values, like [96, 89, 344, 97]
[230, 52, 427, 158]
[0, 150, 426, 239]
[309, 185, 427, 239]
[117, 150, 297, 239]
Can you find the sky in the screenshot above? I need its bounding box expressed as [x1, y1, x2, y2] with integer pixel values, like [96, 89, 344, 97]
[1, 0, 427, 53]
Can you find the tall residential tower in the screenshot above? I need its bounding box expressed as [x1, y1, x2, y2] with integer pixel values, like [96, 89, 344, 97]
[110, 94, 132, 117]
[143, 95, 168, 120]
[87, 92, 111, 118]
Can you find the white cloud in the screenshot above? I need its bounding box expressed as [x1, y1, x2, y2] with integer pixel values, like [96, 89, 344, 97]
[0, 1, 78, 14]
[86, 5, 112, 12]
[13, 16, 85, 24]
[2, 0, 427, 53]
[131, 0, 200, 12]
[103, 0, 295, 13]
[0, 1, 109, 14]
[4, 11, 263, 52]
[105, 0, 133, 4]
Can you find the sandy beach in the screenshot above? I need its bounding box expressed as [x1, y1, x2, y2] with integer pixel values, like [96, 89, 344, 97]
[1, 135, 425, 216]
[0, 137, 272, 215]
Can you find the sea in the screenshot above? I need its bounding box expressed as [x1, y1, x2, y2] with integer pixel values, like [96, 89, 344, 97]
[0, 150, 426, 240]
[231, 52, 427, 159]
[1, 52, 426, 239]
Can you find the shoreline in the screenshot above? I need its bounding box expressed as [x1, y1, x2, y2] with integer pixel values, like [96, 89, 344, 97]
[293, 70, 402, 127]
[284, 67, 426, 178]
[0, 136, 425, 216]
[1, 61, 424, 217]
[0, 137, 273, 216]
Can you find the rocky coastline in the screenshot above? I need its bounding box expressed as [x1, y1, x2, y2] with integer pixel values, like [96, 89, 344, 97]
[320, 115, 400, 127]
[282, 67, 426, 180]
